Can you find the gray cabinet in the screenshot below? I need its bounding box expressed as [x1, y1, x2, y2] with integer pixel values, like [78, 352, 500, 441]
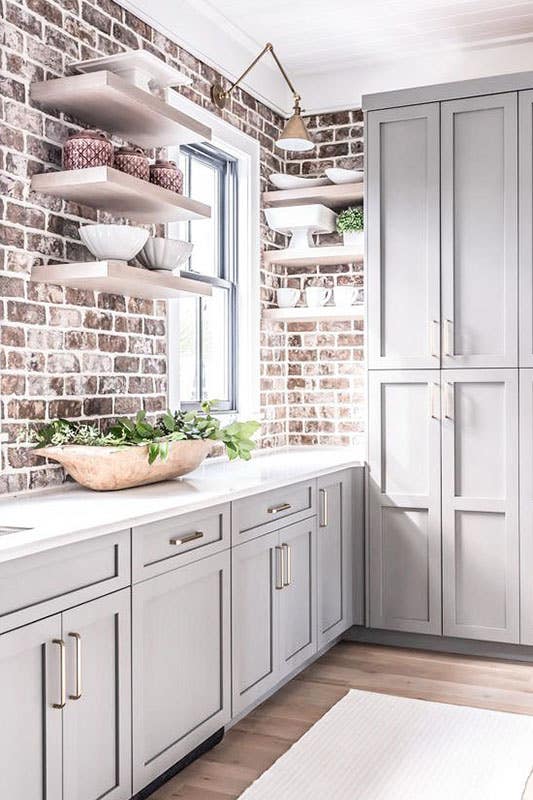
[0, 589, 131, 800]
[232, 530, 280, 716]
[232, 518, 317, 717]
[442, 370, 519, 642]
[278, 518, 317, 676]
[0, 616, 62, 800]
[63, 589, 131, 800]
[520, 371, 533, 643]
[368, 371, 442, 634]
[441, 93, 518, 368]
[132, 550, 231, 793]
[519, 91, 533, 366]
[367, 103, 440, 370]
[317, 469, 358, 647]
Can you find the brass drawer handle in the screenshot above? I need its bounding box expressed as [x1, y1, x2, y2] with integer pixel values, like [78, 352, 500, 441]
[169, 530, 204, 547]
[52, 639, 66, 709]
[267, 502, 291, 515]
[68, 632, 82, 700]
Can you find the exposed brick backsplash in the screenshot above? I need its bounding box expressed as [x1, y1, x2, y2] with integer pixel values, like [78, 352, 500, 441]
[0, 0, 364, 493]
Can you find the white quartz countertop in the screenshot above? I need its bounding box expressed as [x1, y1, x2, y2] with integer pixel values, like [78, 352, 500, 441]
[0, 447, 364, 563]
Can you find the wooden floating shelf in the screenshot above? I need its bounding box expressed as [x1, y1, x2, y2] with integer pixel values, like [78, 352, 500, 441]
[31, 71, 211, 148]
[31, 261, 212, 300]
[31, 167, 211, 224]
[264, 245, 363, 267]
[263, 182, 363, 210]
[263, 305, 363, 322]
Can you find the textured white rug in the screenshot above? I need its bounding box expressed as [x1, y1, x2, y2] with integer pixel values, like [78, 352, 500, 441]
[238, 690, 533, 799]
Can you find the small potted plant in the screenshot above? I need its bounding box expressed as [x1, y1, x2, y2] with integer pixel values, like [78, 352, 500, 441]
[336, 206, 364, 251]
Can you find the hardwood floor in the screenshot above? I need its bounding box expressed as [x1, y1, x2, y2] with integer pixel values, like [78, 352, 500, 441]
[148, 641, 533, 799]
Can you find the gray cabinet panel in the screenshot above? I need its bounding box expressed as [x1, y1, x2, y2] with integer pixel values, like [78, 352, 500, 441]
[367, 103, 440, 369]
[442, 370, 519, 642]
[63, 589, 131, 800]
[521, 371, 533, 642]
[368, 371, 442, 634]
[232, 480, 316, 545]
[317, 469, 357, 647]
[232, 530, 280, 716]
[279, 518, 317, 677]
[0, 616, 62, 800]
[519, 91, 533, 366]
[441, 93, 518, 368]
[132, 551, 231, 793]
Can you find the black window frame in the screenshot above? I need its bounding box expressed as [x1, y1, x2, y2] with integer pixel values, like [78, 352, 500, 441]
[178, 143, 238, 412]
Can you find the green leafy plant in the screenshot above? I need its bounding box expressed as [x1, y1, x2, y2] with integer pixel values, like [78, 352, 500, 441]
[27, 400, 261, 465]
[336, 206, 364, 234]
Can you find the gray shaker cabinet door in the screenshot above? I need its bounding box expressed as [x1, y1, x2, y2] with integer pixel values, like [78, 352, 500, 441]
[367, 103, 440, 370]
[368, 371, 442, 634]
[0, 615, 62, 800]
[442, 370, 519, 642]
[232, 530, 280, 717]
[132, 551, 231, 794]
[316, 469, 356, 647]
[62, 589, 132, 800]
[278, 518, 317, 678]
[441, 93, 518, 368]
[519, 91, 533, 366]
[520, 371, 533, 642]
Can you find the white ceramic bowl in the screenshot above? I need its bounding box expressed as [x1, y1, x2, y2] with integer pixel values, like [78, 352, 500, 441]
[137, 237, 193, 271]
[325, 167, 364, 184]
[79, 224, 149, 261]
[269, 173, 330, 189]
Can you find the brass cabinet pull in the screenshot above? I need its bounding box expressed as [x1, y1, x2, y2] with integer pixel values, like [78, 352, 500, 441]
[319, 488, 328, 528]
[275, 546, 284, 590]
[281, 543, 292, 586]
[68, 632, 82, 700]
[267, 502, 291, 515]
[445, 381, 455, 421]
[444, 318, 454, 357]
[52, 639, 66, 709]
[430, 319, 440, 359]
[430, 383, 440, 420]
[169, 530, 204, 546]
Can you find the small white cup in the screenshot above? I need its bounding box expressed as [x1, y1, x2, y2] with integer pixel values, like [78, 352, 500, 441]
[333, 286, 358, 306]
[305, 287, 332, 307]
[277, 287, 300, 308]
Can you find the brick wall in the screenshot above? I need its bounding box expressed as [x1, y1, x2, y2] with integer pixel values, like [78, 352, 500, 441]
[0, 0, 364, 493]
[275, 110, 365, 449]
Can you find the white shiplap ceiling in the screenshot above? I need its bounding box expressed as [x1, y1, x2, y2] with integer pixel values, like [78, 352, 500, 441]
[189, 0, 533, 75]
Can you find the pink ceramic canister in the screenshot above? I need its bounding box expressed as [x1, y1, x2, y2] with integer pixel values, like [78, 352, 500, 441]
[63, 129, 114, 170]
[149, 160, 183, 193]
[114, 146, 150, 181]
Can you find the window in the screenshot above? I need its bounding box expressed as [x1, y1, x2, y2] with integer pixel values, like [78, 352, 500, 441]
[176, 144, 238, 411]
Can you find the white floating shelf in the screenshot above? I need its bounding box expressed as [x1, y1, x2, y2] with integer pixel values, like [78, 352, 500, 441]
[31, 166, 211, 223]
[263, 305, 363, 322]
[263, 182, 363, 210]
[31, 71, 211, 148]
[31, 261, 212, 300]
[264, 245, 363, 267]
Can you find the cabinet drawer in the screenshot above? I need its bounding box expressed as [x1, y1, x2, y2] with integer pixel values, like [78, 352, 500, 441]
[232, 481, 316, 545]
[132, 503, 230, 581]
[0, 530, 130, 634]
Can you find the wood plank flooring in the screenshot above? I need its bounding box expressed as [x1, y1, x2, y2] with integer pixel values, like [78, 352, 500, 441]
[148, 641, 533, 799]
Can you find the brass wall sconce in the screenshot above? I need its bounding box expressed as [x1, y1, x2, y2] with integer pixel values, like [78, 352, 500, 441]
[211, 42, 315, 152]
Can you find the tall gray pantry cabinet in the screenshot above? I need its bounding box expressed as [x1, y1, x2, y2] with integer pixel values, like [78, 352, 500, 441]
[365, 73, 533, 645]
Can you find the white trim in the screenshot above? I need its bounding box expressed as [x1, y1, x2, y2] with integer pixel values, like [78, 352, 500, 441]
[166, 91, 261, 421]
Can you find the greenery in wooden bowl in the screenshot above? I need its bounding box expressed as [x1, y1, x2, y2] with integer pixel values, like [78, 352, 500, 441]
[28, 400, 261, 465]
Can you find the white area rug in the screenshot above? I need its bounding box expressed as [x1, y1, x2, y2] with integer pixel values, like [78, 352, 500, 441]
[238, 690, 533, 799]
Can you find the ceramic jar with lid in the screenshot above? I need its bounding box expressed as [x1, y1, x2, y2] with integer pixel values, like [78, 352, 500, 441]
[63, 129, 114, 171]
[114, 146, 149, 181]
[149, 160, 183, 193]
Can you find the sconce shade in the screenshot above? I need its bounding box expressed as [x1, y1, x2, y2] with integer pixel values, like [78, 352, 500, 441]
[276, 110, 315, 152]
